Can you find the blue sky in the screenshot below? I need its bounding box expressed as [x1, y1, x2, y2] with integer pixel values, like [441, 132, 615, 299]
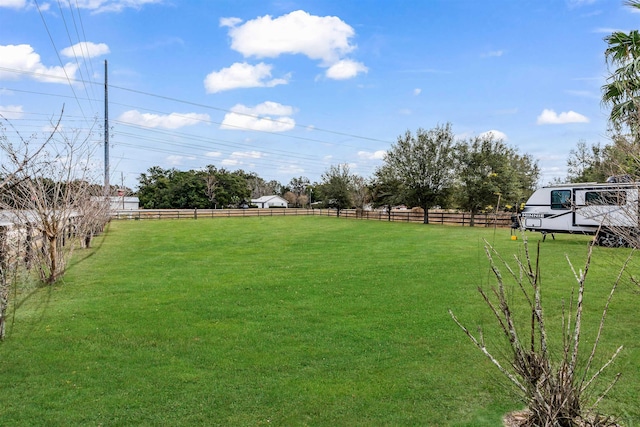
[0, 0, 638, 190]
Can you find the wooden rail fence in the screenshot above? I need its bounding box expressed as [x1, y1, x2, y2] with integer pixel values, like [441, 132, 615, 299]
[111, 208, 514, 228]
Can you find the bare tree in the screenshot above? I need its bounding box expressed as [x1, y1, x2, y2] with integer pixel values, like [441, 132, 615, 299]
[283, 191, 297, 207]
[0, 116, 56, 340]
[0, 115, 104, 285]
[77, 188, 111, 249]
[450, 239, 625, 426]
[202, 165, 219, 208]
[350, 175, 370, 211]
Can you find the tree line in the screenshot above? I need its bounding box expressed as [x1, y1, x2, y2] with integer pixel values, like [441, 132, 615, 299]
[137, 123, 540, 226]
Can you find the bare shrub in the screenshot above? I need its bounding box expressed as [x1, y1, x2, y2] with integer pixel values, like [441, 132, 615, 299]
[1, 117, 54, 340]
[1, 111, 106, 285]
[449, 238, 627, 426]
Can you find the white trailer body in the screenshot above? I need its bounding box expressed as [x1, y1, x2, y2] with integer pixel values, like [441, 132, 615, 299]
[519, 182, 639, 236]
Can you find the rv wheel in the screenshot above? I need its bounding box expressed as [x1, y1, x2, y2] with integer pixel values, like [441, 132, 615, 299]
[596, 231, 621, 247]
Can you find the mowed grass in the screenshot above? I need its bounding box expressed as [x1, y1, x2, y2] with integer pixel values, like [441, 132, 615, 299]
[1, 216, 639, 426]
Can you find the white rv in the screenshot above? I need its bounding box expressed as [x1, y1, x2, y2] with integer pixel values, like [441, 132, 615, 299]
[517, 181, 639, 246]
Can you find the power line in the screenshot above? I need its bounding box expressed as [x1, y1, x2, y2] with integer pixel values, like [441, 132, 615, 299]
[67, 0, 99, 111]
[0, 66, 394, 146]
[33, 0, 91, 125]
[108, 83, 394, 145]
[55, 0, 93, 112]
[0, 67, 389, 183]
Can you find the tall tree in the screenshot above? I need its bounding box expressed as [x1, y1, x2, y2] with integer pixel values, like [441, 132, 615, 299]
[453, 135, 539, 225]
[138, 167, 251, 209]
[212, 169, 251, 208]
[566, 140, 609, 183]
[319, 164, 353, 216]
[288, 176, 310, 207]
[371, 165, 404, 221]
[382, 124, 456, 223]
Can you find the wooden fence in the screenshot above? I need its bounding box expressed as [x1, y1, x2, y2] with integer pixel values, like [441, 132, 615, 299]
[111, 208, 514, 228]
[0, 214, 84, 268]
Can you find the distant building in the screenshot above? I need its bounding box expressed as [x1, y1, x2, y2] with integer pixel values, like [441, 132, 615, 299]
[251, 195, 288, 208]
[91, 196, 140, 210]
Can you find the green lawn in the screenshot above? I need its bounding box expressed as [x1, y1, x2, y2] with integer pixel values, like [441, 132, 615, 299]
[1, 217, 639, 426]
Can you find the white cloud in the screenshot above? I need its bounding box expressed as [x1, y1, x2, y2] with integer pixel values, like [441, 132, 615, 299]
[221, 10, 366, 80]
[204, 62, 288, 93]
[224, 10, 355, 63]
[61, 42, 110, 58]
[479, 130, 508, 141]
[221, 159, 239, 166]
[565, 89, 599, 99]
[278, 164, 305, 174]
[482, 50, 504, 58]
[567, 0, 596, 8]
[325, 59, 368, 80]
[166, 154, 195, 166]
[205, 151, 222, 158]
[594, 27, 625, 34]
[358, 150, 386, 160]
[0, 0, 26, 9]
[0, 0, 131, 12]
[413, 88, 422, 96]
[118, 110, 210, 129]
[230, 151, 264, 159]
[218, 151, 263, 170]
[0, 44, 78, 83]
[0, 104, 24, 119]
[536, 109, 589, 124]
[220, 101, 296, 132]
[74, 0, 163, 13]
[220, 17, 242, 27]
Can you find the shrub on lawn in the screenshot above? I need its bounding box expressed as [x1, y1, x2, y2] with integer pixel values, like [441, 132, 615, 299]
[450, 239, 628, 426]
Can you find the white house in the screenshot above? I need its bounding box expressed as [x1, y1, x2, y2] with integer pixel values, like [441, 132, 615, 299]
[251, 195, 288, 208]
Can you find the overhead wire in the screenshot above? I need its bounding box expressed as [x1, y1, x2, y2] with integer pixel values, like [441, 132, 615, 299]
[0, 95, 374, 169]
[56, 0, 93, 111]
[108, 83, 393, 145]
[0, 109, 358, 178]
[0, 67, 393, 147]
[0, 75, 392, 155]
[0, 65, 390, 183]
[68, 0, 99, 111]
[32, 0, 92, 125]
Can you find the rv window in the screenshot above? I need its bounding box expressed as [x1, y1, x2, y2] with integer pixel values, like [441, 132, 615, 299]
[585, 191, 625, 206]
[551, 190, 571, 210]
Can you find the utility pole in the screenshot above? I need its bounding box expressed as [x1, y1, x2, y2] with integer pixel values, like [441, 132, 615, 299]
[104, 60, 110, 196]
[121, 171, 125, 209]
